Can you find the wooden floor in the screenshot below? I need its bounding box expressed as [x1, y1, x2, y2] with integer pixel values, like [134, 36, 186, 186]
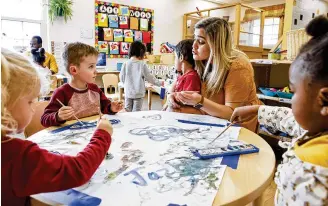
[141, 93, 163, 111]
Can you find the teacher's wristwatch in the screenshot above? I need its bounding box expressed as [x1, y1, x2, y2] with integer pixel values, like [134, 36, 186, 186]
[194, 95, 204, 109]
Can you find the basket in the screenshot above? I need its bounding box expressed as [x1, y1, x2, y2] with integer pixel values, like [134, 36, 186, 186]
[147, 55, 161, 63]
[286, 29, 311, 60]
[276, 91, 293, 99]
[259, 87, 277, 97]
[160, 54, 175, 65]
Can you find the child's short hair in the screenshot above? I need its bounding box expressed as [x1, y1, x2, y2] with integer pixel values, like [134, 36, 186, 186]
[62, 42, 99, 73]
[129, 41, 146, 58]
[294, 15, 328, 84]
[175, 39, 195, 68]
[1, 48, 40, 135]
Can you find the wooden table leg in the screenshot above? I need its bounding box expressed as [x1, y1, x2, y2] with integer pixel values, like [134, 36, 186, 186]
[148, 89, 152, 110]
[119, 87, 124, 101]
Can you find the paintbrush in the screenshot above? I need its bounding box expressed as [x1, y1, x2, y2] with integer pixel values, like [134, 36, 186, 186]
[98, 106, 103, 119]
[56, 99, 84, 125]
[98, 106, 111, 159]
[208, 122, 234, 145]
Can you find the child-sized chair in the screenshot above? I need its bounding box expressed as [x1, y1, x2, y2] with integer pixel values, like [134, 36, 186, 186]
[24, 101, 49, 138]
[102, 74, 120, 101]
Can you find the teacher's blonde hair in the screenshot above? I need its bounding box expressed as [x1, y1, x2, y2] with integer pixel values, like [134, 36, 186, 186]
[1, 48, 40, 135]
[195, 17, 246, 97]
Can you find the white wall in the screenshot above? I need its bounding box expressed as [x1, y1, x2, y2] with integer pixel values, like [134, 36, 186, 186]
[291, 0, 328, 29]
[49, 0, 218, 70]
[49, 0, 287, 71]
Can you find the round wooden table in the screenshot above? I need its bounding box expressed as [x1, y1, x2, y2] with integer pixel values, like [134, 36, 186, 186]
[30, 112, 275, 206]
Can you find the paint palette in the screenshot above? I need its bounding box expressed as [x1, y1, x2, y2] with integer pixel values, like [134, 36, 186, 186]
[190, 140, 259, 160]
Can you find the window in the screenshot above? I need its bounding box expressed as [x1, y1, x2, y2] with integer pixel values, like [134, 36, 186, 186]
[250, 17, 280, 49]
[1, 0, 47, 52]
[2, 20, 41, 52]
[240, 19, 261, 47]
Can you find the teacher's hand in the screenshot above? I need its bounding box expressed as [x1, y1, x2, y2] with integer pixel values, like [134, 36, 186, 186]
[167, 93, 181, 109]
[175, 91, 202, 106]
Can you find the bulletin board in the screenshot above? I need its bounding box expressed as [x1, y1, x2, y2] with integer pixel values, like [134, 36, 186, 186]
[95, 1, 154, 59]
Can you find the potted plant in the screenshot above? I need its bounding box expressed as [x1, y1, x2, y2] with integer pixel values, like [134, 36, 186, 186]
[49, 0, 73, 23]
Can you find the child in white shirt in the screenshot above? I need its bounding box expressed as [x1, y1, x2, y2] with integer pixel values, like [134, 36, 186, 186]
[231, 16, 328, 205]
[120, 41, 161, 112]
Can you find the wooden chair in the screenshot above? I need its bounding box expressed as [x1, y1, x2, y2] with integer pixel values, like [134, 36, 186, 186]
[24, 101, 49, 138]
[38, 76, 58, 101]
[102, 74, 120, 101]
[50, 75, 58, 92]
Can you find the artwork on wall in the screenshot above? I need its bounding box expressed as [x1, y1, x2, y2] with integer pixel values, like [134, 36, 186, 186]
[120, 42, 130, 55]
[103, 28, 113, 41]
[109, 42, 119, 55]
[124, 30, 133, 42]
[113, 29, 123, 41]
[98, 41, 109, 54]
[95, 1, 154, 58]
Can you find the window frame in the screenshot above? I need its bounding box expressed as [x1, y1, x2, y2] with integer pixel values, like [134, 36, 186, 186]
[1, 0, 49, 51]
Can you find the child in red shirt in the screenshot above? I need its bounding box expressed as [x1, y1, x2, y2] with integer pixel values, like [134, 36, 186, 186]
[164, 39, 201, 111]
[1, 48, 113, 206]
[41, 42, 123, 127]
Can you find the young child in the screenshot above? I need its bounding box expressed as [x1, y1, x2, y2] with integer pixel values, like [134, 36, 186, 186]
[31, 48, 46, 68]
[231, 16, 328, 205]
[120, 41, 161, 112]
[164, 39, 201, 111]
[41, 42, 123, 127]
[1, 48, 113, 206]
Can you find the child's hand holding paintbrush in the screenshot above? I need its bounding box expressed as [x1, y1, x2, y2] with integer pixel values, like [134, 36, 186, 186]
[96, 107, 113, 136]
[56, 99, 83, 124]
[97, 107, 113, 160]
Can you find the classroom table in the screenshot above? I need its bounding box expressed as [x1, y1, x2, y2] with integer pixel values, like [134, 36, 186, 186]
[30, 111, 275, 206]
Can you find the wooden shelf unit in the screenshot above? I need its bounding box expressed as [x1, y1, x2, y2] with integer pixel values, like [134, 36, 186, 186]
[183, 3, 265, 59]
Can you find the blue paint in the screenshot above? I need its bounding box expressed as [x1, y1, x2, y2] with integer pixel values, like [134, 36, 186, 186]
[167, 204, 187, 206]
[109, 119, 121, 125]
[177, 119, 225, 127]
[148, 172, 161, 180]
[50, 150, 61, 155]
[51, 121, 97, 133]
[50, 119, 121, 134]
[39, 189, 101, 206]
[124, 168, 148, 186]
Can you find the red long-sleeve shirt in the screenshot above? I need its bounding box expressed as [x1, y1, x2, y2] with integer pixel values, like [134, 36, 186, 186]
[41, 83, 115, 127]
[174, 70, 201, 92]
[1, 129, 111, 206]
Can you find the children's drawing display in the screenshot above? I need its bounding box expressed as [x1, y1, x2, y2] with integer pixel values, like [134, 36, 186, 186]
[95, 1, 154, 59]
[29, 112, 241, 205]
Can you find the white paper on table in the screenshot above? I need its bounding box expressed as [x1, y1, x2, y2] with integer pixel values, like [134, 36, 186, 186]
[30, 111, 241, 206]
